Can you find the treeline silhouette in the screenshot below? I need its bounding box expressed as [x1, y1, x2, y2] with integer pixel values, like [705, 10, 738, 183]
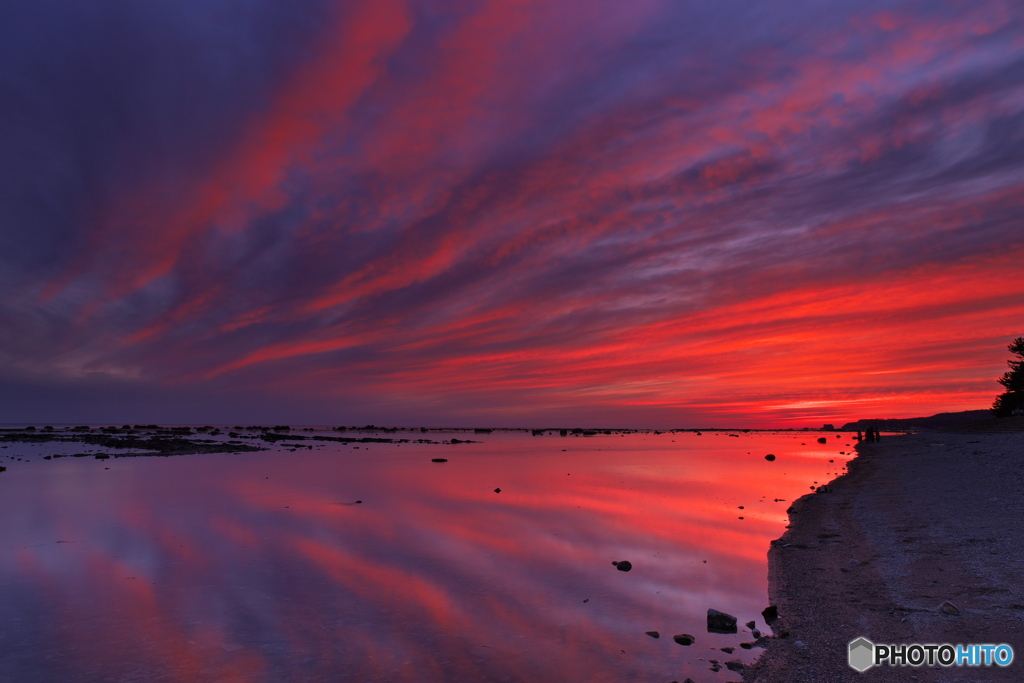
[992, 336, 1024, 417]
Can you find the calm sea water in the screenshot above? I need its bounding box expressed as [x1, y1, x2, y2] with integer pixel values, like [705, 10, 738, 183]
[0, 428, 853, 682]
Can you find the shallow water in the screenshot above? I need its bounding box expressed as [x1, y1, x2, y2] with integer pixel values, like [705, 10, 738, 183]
[0, 428, 853, 682]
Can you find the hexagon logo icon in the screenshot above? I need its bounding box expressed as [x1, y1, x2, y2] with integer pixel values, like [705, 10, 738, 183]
[848, 637, 875, 672]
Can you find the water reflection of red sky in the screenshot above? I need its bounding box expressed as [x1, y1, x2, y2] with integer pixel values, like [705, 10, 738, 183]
[0, 431, 853, 681]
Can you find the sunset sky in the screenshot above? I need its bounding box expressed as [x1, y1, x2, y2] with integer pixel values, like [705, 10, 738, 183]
[2, 0, 1022, 427]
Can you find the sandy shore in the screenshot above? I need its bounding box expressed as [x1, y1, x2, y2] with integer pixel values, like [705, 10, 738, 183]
[744, 427, 1024, 682]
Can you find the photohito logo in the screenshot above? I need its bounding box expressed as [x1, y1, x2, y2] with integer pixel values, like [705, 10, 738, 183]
[849, 637, 1014, 671]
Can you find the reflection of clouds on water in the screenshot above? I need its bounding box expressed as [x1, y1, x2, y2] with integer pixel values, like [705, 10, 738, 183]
[0, 432, 851, 681]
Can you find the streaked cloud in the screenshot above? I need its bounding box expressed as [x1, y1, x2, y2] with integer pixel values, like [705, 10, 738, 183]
[1, 0, 1022, 425]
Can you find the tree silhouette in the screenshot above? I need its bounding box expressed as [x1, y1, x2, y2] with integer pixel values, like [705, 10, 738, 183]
[992, 337, 1024, 417]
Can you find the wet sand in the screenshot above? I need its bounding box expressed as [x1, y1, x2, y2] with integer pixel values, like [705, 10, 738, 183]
[745, 426, 1024, 682]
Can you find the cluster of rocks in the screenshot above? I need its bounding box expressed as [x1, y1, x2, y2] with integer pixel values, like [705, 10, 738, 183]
[628, 597, 782, 678]
[606, 555, 784, 674]
[0, 429, 264, 457]
[0, 424, 486, 468]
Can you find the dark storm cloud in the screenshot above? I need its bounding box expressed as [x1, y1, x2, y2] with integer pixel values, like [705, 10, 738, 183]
[0, 0, 338, 274]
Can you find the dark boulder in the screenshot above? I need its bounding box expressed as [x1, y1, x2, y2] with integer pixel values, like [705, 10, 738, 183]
[645, 631, 660, 639]
[612, 560, 632, 572]
[764, 453, 776, 461]
[707, 609, 737, 634]
[762, 605, 779, 625]
[673, 633, 695, 646]
[431, 458, 448, 463]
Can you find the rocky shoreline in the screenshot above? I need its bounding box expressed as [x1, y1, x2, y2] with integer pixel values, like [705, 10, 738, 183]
[0, 424, 480, 462]
[744, 426, 1024, 682]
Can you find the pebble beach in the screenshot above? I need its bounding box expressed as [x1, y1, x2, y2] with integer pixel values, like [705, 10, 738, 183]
[745, 422, 1024, 682]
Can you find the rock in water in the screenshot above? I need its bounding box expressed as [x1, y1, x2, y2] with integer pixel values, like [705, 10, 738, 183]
[612, 560, 632, 572]
[645, 631, 660, 639]
[764, 453, 776, 461]
[745, 620, 756, 629]
[707, 609, 737, 633]
[493, 488, 501, 493]
[431, 458, 448, 463]
[725, 659, 745, 672]
[762, 605, 779, 625]
[939, 601, 960, 615]
[673, 633, 695, 646]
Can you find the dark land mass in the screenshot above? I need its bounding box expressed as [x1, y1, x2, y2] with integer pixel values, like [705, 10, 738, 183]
[745, 417, 1024, 682]
[839, 409, 993, 432]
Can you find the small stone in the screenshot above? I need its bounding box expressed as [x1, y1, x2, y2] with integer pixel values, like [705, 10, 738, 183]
[794, 640, 807, 649]
[764, 453, 776, 461]
[745, 620, 756, 629]
[817, 437, 827, 443]
[494, 488, 501, 493]
[751, 629, 761, 639]
[761, 605, 779, 625]
[707, 609, 737, 633]
[645, 631, 660, 638]
[725, 659, 744, 671]
[720, 646, 734, 653]
[612, 560, 632, 572]
[939, 601, 960, 616]
[673, 633, 695, 646]
[431, 458, 447, 463]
